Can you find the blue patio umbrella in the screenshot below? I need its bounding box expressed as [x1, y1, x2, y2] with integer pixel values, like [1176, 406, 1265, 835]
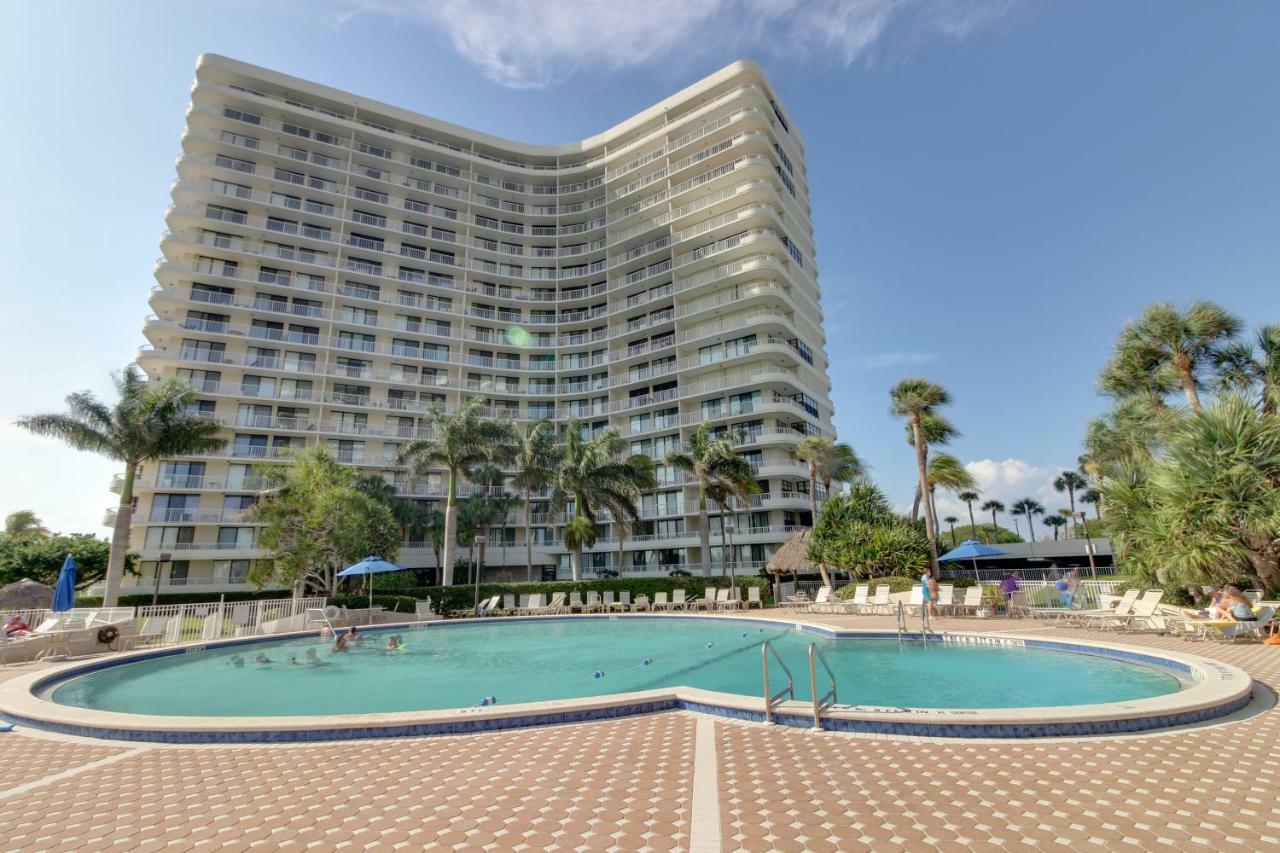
[938, 540, 1008, 579]
[52, 554, 77, 612]
[337, 556, 404, 618]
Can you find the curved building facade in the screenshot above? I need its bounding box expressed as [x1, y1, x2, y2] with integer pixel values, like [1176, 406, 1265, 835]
[119, 53, 835, 592]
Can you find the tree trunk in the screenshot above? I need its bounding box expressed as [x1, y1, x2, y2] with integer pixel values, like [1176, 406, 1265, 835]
[911, 485, 922, 521]
[807, 467, 832, 588]
[966, 502, 976, 538]
[103, 461, 137, 608]
[912, 415, 940, 577]
[441, 469, 458, 586]
[1026, 514, 1037, 544]
[1177, 360, 1202, 411]
[570, 544, 582, 582]
[698, 488, 712, 578]
[718, 500, 728, 578]
[990, 508, 999, 534]
[1066, 489, 1077, 539]
[524, 485, 533, 582]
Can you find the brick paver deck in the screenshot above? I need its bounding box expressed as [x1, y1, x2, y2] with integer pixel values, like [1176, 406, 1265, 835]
[1, 613, 1276, 851]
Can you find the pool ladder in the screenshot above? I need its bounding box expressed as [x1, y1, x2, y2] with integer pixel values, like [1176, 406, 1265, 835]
[761, 641, 839, 731]
[896, 600, 933, 647]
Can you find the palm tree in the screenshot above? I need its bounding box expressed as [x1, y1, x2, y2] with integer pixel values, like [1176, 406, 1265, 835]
[943, 516, 959, 547]
[1107, 300, 1243, 411]
[706, 470, 760, 591]
[396, 397, 515, 586]
[1010, 498, 1045, 543]
[915, 453, 976, 536]
[1080, 488, 1102, 521]
[509, 420, 558, 581]
[890, 379, 952, 576]
[797, 437, 865, 511]
[666, 424, 756, 578]
[981, 499, 1005, 539]
[554, 425, 656, 581]
[4, 510, 51, 539]
[1053, 470, 1088, 538]
[1214, 324, 1280, 415]
[1043, 514, 1066, 541]
[17, 366, 226, 606]
[956, 490, 980, 540]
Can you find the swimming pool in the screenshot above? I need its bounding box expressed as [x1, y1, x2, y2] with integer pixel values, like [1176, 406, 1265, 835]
[49, 618, 1182, 717]
[1, 616, 1254, 742]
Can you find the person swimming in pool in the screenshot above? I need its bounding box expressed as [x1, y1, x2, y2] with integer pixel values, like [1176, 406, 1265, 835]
[227, 654, 245, 668]
[304, 648, 329, 667]
[254, 653, 273, 665]
[286, 652, 300, 665]
[332, 633, 349, 653]
[384, 635, 401, 653]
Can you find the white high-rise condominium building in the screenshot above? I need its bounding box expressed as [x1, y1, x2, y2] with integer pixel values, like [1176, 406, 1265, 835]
[118, 53, 835, 593]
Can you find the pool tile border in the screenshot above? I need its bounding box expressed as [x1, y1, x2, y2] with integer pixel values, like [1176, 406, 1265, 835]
[0, 615, 1254, 744]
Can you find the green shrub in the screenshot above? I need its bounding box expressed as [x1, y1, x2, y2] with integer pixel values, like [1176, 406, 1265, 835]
[76, 591, 295, 607]
[936, 576, 978, 588]
[405, 575, 773, 615]
[834, 575, 916, 599]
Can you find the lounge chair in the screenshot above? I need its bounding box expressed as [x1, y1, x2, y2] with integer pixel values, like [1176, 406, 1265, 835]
[652, 591, 671, 611]
[714, 588, 740, 611]
[806, 586, 833, 613]
[905, 585, 924, 616]
[866, 584, 891, 614]
[414, 600, 435, 620]
[952, 586, 983, 616]
[585, 591, 603, 613]
[569, 591, 584, 612]
[132, 616, 171, 648]
[516, 593, 545, 615]
[517, 593, 531, 612]
[671, 589, 688, 611]
[1090, 590, 1163, 631]
[935, 584, 955, 616]
[1204, 606, 1275, 642]
[540, 592, 568, 614]
[839, 584, 869, 614]
[0, 616, 65, 663]
[1064, 589, 1140, 627]
[602, 591, 616, 611]
[611, 591, 631, 612]
[632, 594, 651, 612]
[501, 594, 517, 614]
[745, 586, 763, 609]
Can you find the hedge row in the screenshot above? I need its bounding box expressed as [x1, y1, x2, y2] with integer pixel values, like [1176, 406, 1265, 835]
[76, 591, 295, 607]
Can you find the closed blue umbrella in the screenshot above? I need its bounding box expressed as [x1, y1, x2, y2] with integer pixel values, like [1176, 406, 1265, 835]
[938, 540, 1008, 579]
[337, 556, 403, 617]
[52, 555, 77, 612]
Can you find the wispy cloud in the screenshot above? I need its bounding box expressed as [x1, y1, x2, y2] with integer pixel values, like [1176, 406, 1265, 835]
[847, 351, 936, 370]
[332, 0, 1021, 89]
[930, 457, 1079, 537]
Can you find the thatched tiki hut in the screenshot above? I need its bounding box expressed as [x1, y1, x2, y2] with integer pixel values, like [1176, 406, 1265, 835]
[765, 528, 821, 603]
[0, 578, 54, 610]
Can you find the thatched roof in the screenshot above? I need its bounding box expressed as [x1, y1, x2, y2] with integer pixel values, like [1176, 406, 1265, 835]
[0, 578, 53, 610]
[765, 528, 815, 575]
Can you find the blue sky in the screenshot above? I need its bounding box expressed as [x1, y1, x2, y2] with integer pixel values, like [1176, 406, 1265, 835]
[1, 1, 1277, 534]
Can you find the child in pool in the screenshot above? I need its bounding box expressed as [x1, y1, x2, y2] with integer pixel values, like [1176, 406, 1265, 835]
[227, 654, 245, 668]
[384, 635, 401, 653]
[254, 653, 273, 665]
[304, 648, 329, 667]
[332, 633, 349, 653]
[347, 625, 363, 647]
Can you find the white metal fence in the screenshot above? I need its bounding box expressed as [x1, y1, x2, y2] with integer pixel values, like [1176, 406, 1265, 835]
[792, 578, 1125, 611]
[134, 597, 327, 646]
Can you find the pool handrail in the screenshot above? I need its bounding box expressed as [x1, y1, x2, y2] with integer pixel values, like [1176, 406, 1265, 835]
[761, 640, 794, 725]
[807, 642, 838, 731]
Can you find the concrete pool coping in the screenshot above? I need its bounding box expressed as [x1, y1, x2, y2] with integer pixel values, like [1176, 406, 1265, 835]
[0, 613, 1255, 742]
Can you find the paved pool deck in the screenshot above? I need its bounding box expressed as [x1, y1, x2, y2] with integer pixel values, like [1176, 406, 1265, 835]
[0, 611, 1276, 851]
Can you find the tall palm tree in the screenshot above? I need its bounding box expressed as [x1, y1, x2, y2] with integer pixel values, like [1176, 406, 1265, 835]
[943, 516, 959, 547]
[1010, 498, 1045, 543]
[1214, 324, 1280, 415]
[1108, 300, 1243, 411]
[4, 510, 51, 539]
[905, 413, 959, 519]
[914, 453, 976, 536]
[396, 397, 515, 586]
[981, 499, 1005, 539]
[797, 437, 866, 513]
[1053, 470, 1088, 538]
[956, 490, 980, 539]
[1043, 514, 1066, 541]
[17, 366, 226, 606]
[509, 420, 558, 581]
[706, 468, 760, 590]
[554, 425, 656, 581]
[890, 379, 952, 576]
[1080, 488, 1102, 521]
[666, 423, 756, 577]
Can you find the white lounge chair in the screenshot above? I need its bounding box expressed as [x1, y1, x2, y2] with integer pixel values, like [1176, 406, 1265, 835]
[935, 584, 955, 616]
[569, 591, 584, 612]
[632, 594, 651, 612]
[745, 586, 763, 609]
[539, 592, 568, 614]
[414, 600, 435, 620]
[807, 586, 832, 613]
[602, 591, 616, 611]
[1204, 606, 1274, 642]
[611, 591, 631, 612]
[652, 591, 671, 611]
[840, 584, 869, 614]
[905, 585, 924, 616]
[133, 616, 171, 648]
[671, 589, 688, 611]
[867, 584, 891, 614]
[517, 593, 545, 615]
[585, 591, 603, 612]
[1065, 589, 1140, 627]
[952, 586, 983, 616]
[501, 594, 517, 613]
[0, 616, 65, 663]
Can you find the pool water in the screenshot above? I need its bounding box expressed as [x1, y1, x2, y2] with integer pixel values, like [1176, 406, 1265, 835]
[49, 618, 1184, 717]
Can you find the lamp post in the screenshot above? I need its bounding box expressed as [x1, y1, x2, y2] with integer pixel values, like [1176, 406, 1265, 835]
[725, 525, 737, 596]
[1074, 511, 1098, 579]
[152, 552, 172, 607]
[473, 534, 487, 613]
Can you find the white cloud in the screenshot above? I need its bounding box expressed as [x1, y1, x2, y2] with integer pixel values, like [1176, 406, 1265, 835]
[931, 457, 1080, 539]
[846, 351, 936, 370]
[333, 0, 1020, 89]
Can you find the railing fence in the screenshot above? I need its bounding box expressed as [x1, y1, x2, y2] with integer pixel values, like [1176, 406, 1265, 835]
[135, 596, 327, 646]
